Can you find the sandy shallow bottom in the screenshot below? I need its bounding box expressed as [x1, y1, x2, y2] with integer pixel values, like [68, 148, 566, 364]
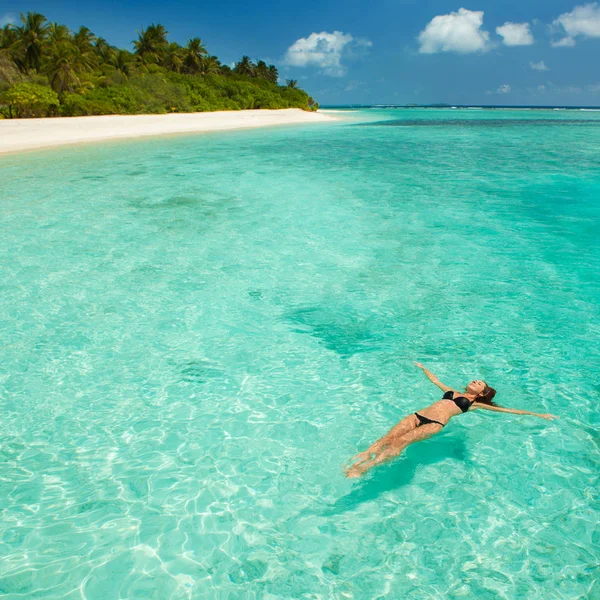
[1, 108, 598, 599]
[0, 109, 336, 154]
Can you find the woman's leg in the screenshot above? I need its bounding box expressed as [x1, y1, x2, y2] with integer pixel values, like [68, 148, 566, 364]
[345, 423, 442, 478]
[345, 414, 420, 469]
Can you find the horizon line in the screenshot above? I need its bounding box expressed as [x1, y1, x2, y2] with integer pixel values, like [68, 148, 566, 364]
[321, 103, 600, 110]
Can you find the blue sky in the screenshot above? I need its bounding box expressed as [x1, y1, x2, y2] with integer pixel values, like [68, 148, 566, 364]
[1, 0, 600, 105]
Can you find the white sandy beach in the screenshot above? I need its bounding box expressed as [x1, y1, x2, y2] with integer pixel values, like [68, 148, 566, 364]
[0, 109, 337, 154]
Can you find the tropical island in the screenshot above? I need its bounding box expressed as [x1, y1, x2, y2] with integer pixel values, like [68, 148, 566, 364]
[0, 12, 318, 118]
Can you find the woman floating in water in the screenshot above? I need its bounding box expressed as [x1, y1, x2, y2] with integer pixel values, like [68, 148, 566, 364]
[344, 362, 558, 478]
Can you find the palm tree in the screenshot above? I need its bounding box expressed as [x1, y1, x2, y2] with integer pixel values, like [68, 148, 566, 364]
[183, 37, 207, 74]
[1, 24, 19, 50]
[286, 79, 298, 89]
[73, 26, 95, 53]
[267, 64, 278, 83]
[0, 49, 20, 85]
[16, 12, 48, 71]
[234, 55, 254, 77]
[72, 26, 98, 70]
[254, 60, 269, 80]
[47, 23, 71, 45]
[43, 41, 81, 94]
[112, 49, 134, 77]
[163, 42, 184, 73]
[133, 23, 168, 64]
[1, 25, 22, 74]
[147, 24, 168, 47]
[202, 55, 221, 75]
[94, 37, 116, 64]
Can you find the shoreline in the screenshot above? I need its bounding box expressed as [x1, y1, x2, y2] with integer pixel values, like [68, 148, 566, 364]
[0, 109, 337, 155]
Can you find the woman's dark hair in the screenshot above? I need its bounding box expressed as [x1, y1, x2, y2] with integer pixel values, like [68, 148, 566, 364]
[477, 383, 498, 406]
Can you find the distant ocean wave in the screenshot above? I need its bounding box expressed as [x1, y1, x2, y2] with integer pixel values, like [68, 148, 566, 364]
[359, 118, 600, 128]
[323, 104, 600, 111]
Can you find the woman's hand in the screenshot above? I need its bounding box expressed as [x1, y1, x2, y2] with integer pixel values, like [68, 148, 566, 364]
[539, 413, 559, 420]
[413, 362, 451, 391]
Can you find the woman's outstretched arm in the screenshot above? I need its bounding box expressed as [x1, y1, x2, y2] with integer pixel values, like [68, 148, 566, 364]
[414, 362, 453, 393]
[472, 403, 558, 420]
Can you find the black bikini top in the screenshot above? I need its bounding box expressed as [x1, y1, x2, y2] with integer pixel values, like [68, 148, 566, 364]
[443, 390, 475, 413]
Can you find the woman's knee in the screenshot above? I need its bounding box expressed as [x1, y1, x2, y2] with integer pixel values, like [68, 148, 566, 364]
[381, 441, 407, 460]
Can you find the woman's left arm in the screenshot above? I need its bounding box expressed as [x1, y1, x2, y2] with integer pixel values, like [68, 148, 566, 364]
[472, 403, 558, 420]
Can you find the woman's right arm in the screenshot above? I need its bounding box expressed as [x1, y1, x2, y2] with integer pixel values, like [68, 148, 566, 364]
[414, 362, 453, 393]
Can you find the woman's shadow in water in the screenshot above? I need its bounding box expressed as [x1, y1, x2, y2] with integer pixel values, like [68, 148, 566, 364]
[326, 436, 471, 515]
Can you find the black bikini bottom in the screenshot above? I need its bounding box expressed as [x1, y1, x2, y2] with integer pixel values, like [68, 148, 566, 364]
[414, 412, 445, 428]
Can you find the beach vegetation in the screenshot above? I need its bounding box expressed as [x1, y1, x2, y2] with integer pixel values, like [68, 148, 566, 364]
[183, 38, 208, 74]
[234, 56, 255, 78]
[0, 12, 317, 118]
[0, 51, 21, 90]
[43, 42, 86, 94]
[13, 12, 49, 72]
[0, 81, 59, 117]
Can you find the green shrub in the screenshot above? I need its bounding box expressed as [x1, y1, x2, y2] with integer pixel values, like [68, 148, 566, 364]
[0, 82, 59, 118]
[60, 93, 117, 116]
[130, 73, 191, 113]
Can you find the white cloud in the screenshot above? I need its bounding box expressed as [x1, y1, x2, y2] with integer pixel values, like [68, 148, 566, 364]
[487, 84, 511, 95]
[284, 31, 371, 77]
[418, 8, 490, 54]
[552, 36, 577, 47]
[529, 60, 549, 71]
[496, 22, 534, 45]
[344, 80, 364, 92]
[552, 3, 600, 46]
[0, 12, 17, 26]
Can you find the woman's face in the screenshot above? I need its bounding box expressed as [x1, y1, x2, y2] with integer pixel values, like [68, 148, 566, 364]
[467, 380, 486, 395]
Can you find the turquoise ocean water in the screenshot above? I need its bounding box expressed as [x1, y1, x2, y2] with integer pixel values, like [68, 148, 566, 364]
[1, 108, 599, 599]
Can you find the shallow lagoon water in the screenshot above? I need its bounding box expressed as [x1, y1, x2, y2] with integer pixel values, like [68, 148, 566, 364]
[1, 109, 599, 599]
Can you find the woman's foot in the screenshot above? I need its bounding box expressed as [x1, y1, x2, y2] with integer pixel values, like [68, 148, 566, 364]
[344, 465, 364, 478]
[350, 451, 372, 465]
